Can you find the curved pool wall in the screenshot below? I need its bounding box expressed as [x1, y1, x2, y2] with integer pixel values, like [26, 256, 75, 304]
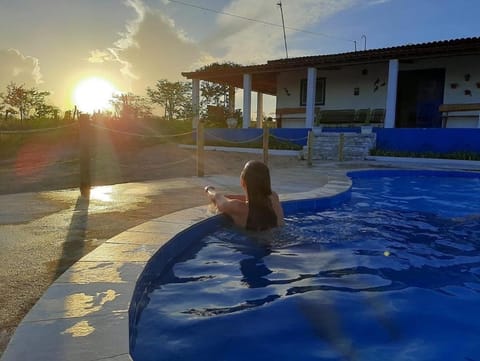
[3, 168, 477, 361]
[128, 168, 480, 359]
[128, 183, 353, 354]
[0, 170, 352, 361]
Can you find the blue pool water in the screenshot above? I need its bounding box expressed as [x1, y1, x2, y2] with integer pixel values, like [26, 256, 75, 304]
[130, 170, 480, 361]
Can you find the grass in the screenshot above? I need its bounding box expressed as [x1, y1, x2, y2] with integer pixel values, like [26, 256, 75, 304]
[0, 117, 302, 163]
[186, 135, 302, 151]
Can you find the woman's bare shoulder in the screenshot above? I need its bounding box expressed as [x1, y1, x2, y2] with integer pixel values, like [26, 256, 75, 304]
[216, 196, 247, 214]
[270, 191, 285, 226]
[271, 191, 281, 201]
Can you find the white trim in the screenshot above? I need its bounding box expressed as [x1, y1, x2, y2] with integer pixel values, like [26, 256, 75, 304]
[192, 79, 200, 129]
[385, 59, 399, 128]
[228, 86, 235, 114]
[243, 74, 252, 128]
[256, 92, 263, 128]
[306, 67, 317, 128]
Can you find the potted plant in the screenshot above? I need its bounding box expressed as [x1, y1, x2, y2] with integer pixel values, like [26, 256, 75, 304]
[361, 109, 373, 134]
[226, 109, 240, 128]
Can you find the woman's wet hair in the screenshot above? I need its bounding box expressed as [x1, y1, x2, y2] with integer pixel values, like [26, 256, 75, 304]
[241, 160, 277, 231]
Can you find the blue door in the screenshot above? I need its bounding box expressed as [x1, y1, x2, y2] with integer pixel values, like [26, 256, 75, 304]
[396, 69, 445, 128]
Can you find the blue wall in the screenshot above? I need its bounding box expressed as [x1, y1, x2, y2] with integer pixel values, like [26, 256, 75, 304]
[203, 128, 262, 143]
[271, 128, 309, 146]
[202, 128, 309, 146]
[375, 128, 480, 154]
[198, 127, 480, 154]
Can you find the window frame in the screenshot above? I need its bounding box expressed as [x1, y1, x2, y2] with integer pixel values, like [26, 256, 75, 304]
[299, 77, 326, 106]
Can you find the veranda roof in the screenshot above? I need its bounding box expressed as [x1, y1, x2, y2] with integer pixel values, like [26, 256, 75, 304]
[181, 37, 480, 96]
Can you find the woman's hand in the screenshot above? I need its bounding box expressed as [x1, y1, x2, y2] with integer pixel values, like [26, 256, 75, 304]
[204, 185, 216, 204]
[204, 185, 248, 227]
[204, 185, 215, 194]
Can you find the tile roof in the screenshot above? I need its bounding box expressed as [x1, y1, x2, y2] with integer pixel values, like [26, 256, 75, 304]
[182, 37, 480, 95]
[266, 37, 480, 67]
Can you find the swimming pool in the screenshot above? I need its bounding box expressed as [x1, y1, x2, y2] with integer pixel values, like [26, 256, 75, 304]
[130, 170, 480, 361]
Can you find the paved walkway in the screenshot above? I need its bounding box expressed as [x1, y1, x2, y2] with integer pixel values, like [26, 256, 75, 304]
[1, 158, 479, 361]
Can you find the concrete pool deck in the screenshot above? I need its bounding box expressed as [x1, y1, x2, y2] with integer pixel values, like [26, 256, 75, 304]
[2, 158, 480, 361]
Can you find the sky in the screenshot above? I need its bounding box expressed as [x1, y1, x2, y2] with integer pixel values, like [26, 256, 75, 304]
[0, 0, 479, 113]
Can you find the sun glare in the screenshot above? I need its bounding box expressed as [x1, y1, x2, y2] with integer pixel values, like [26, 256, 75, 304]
[73, 77, 119, 113]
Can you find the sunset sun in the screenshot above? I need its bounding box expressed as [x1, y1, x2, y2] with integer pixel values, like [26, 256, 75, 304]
[73, 77, 119, 113]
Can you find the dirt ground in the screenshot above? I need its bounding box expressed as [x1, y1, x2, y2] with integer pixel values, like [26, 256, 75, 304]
[0, 140, 303, 356]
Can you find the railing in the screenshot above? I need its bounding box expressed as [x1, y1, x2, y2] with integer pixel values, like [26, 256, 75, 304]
[439, 103, 480, 128]
[1, 116, 309, 195]
[81, 117, 306, 195]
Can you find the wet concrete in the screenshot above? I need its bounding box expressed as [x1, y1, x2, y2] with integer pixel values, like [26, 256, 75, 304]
[0, 177, 212, 356]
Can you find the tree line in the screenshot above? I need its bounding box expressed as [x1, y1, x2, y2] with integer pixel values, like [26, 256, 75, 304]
[0, 63, 242, 128]
[0, 83, 60, 123]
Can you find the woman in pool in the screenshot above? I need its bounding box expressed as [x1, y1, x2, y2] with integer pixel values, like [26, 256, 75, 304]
[205, 160, 285, 231]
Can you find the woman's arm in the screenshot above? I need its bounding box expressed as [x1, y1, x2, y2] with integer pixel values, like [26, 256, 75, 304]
[271, 191, 285, 226]
[205, 186, 232, 211]
[205, 186, 247, 226]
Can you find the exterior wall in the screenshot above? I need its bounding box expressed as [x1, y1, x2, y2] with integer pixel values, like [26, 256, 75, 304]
[400, 55, 480, 128]
[375, 128, 480, 153]
[276, 63, 389, 127]
[275, 54, 480, 128]
[281, 117, 305, 128]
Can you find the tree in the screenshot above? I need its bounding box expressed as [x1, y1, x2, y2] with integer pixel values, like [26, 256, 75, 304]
[147, 79, 191, 121]
[110, 93, 153, 120]
[200, 82, 229, 109]
[200, 81, 230, 126]
[194, 62, 241, 127]
[1, 82, 51, 122]
[195, 61, 242, 73]
[34, 103, 60, 119]
[0, 95, 5, 120]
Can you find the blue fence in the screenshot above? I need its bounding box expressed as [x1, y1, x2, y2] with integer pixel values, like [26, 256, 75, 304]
[203, 128, 262, 143]
[271, 128, 309, 146]
[202, 128, 309, 146]
[197, 127, 480, 155]
[375, 128, 480, 154]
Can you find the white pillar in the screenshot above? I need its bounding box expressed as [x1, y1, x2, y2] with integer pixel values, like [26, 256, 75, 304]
[306, 67, 317, 128]
[192, 78, 200, 129]
[256, 92, 264, 128]
[228, 86, 235, 115]
[243, 73, 252, 128]
[385, 59, 399, 128]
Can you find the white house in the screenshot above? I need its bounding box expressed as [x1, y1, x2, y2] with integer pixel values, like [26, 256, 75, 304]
[182, 37, 480, 129]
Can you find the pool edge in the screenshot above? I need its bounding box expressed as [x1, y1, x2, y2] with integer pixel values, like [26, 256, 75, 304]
[0, 173, 352, 361]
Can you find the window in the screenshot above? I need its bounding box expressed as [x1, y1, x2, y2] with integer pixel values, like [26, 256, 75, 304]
[300, 77, 326, 106]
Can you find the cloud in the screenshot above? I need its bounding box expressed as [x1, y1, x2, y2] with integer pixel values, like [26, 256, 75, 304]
[88, 50, 115, 64]
[85, 0, 361, 97]
[89, 0, 206, 94]
[0, 0, 361, 109]
[367, 0, 391, 5]
[0, 49, 43, 89]
[202, 0, 358, 63]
